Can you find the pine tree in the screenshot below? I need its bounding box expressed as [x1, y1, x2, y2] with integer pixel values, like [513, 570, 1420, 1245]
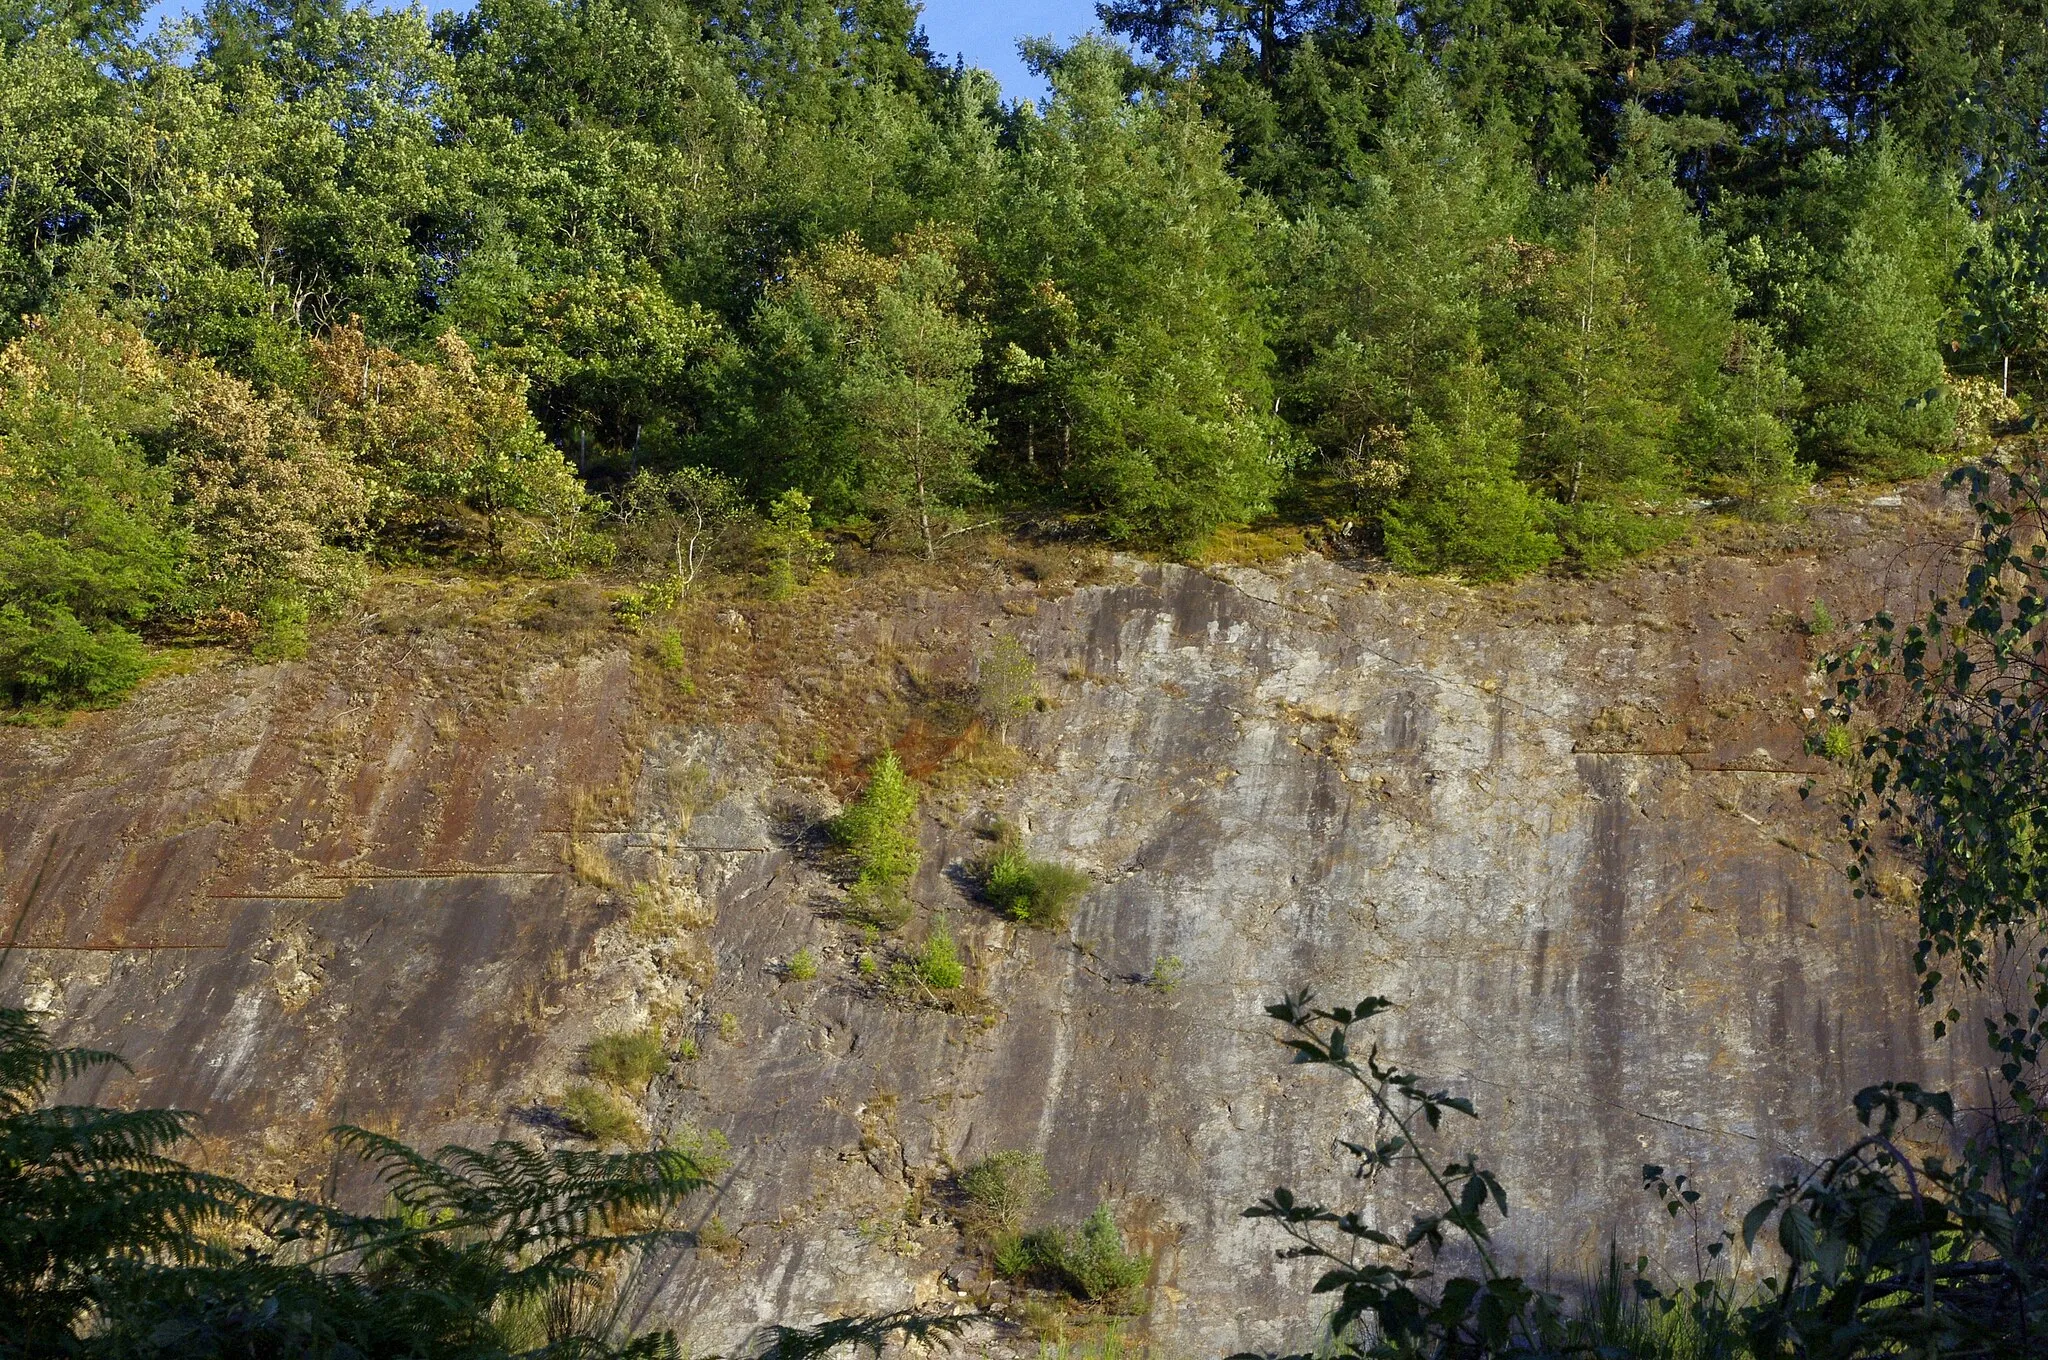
[1382, 367, 1559, 579]
[984, 38, 1287, 550]
[1757, 138, 1976, 476]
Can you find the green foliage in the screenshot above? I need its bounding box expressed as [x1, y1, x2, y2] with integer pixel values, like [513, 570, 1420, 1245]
[584, 1026, 666, 1092]
[1824, 443, 2048, 1074]
[560, 1082, 642, 1146]
[758, 489, 833, 600]
[1382, 375, 1560, 580]
[975, 830, 1089, 928]
[755, 1309, 971, 1360]
[652, 628, 688, 674]
[250, 587, 310, 662]
[1146, 956, 1186, 994]
[0, 1005, 711, 1357]
[305, 324, 604, 570]
[616, 467, 743, 590]
[1817, 724, 1854, 762]
[0, 0, 2036, 717]
[1743, 140, 1975, 478]
[995, 1206, 1149, 1303]
[912, 917, 964, 991]
[831, 753, 920, 919]
[1256, 994, 2048, 1354]
[985, 39, 1289, 551]
[0, 312, 182, 709]
[957, 1150, 1049, 1235]
[975, 634, 1038, 736]
[732, 230, 989, 554]
[786, 947, 819, 982]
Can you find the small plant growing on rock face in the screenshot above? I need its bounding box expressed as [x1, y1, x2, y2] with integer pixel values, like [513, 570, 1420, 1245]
[995, 1205, 1148, 1303]
[1818, 723, 1854, 761]
[585, 1025, 666, 1091]
[716, 1011, 741, 1043]
[786, 947, 819, 981]
[758, 488, 832, 600]
[958, 1150, 1048, 1235]
[914, 917, 964, 991]
[831, 752, 920, 921]
[695, 1213, 742, 1258]
[1146, 956, 1186, 994]
[975, 634, 1037, 738]
[650, 627, 693, 693]
[561, 1082, 641, 1146]
[976, 824, 1089, 928]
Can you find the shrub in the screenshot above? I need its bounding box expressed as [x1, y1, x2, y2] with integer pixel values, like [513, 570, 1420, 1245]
[995, 1205, 1149, 1302]
[786, 947, 819, 981]
[251, 587, 310, 662]
[561, 1083, 641, 1145]
[977, 836, 1090, 928]
[975, 634, 1037, 737]
[0, 605, 152, 711]
[914, 918, 964, 991]
[1146, 955, 1186, 994]
[584, 1026, 667, 1091]
[0, 310, 183, 710]
[306, 324, 600, 567]
[958, 1150, 1048, 1234]
[758, 488, 832, 598]
[831, 753, 920, 917]
[653, 628, 687, 671]
[1819, 724, 1855, 762]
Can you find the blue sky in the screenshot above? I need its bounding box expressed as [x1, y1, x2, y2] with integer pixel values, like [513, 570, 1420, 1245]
[143, 2, 1107, 101]
[917, 1, 1102, 100]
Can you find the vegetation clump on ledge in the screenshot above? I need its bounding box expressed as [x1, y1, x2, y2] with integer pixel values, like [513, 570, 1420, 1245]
[974, 823, 1090, 928]
[830, 752, 922, 926]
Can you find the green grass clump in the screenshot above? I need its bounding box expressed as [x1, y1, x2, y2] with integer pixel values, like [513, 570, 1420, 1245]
[958, 1150, 1048, 1234]
[584, 1025, 666, 1091]
[831, 752, 920, 922]
[914, 918, 964, 991]
[561, 1083, 641, 1146]
[1819, 724, 1855, 761]
[786, 946, 819, 981]
[995, 1205, 1148, 1303]
[979, 840, 1090, 928]
[650, 627, 695, 693]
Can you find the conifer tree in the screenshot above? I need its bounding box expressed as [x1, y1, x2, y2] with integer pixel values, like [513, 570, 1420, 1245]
[985, 38, 1287, 549]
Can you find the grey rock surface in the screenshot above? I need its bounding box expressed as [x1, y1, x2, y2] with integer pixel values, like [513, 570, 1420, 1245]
[0, 496, 1981, 1355]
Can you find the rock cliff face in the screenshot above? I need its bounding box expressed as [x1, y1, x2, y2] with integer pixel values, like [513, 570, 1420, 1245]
[0, 490, 1978, 1355]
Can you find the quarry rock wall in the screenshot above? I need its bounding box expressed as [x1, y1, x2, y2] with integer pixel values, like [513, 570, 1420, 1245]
[0, 490, 1979, 1355]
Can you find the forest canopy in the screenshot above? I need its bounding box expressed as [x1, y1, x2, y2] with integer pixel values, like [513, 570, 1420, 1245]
[1, 0, 2043, 707]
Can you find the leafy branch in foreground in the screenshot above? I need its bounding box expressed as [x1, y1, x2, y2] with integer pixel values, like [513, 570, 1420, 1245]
[750, 1306, 972, 1360]
[1821, 441, 2048, 1089]
[1239, 991, 1566, 1358]
[0, 1005, 706, 1358]
[1243, 993, 2048, 1358]
[1717, 1080, 2048, 1358]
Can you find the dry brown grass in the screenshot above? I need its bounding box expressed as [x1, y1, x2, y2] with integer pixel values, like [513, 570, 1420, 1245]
[565, 836, 618, 891]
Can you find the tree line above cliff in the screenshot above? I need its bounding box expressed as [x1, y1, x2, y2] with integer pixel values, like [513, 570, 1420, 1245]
[2, 0, 2045, 708]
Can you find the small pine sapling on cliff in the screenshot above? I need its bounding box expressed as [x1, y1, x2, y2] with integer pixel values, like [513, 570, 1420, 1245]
[831, 752, 920, 923]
